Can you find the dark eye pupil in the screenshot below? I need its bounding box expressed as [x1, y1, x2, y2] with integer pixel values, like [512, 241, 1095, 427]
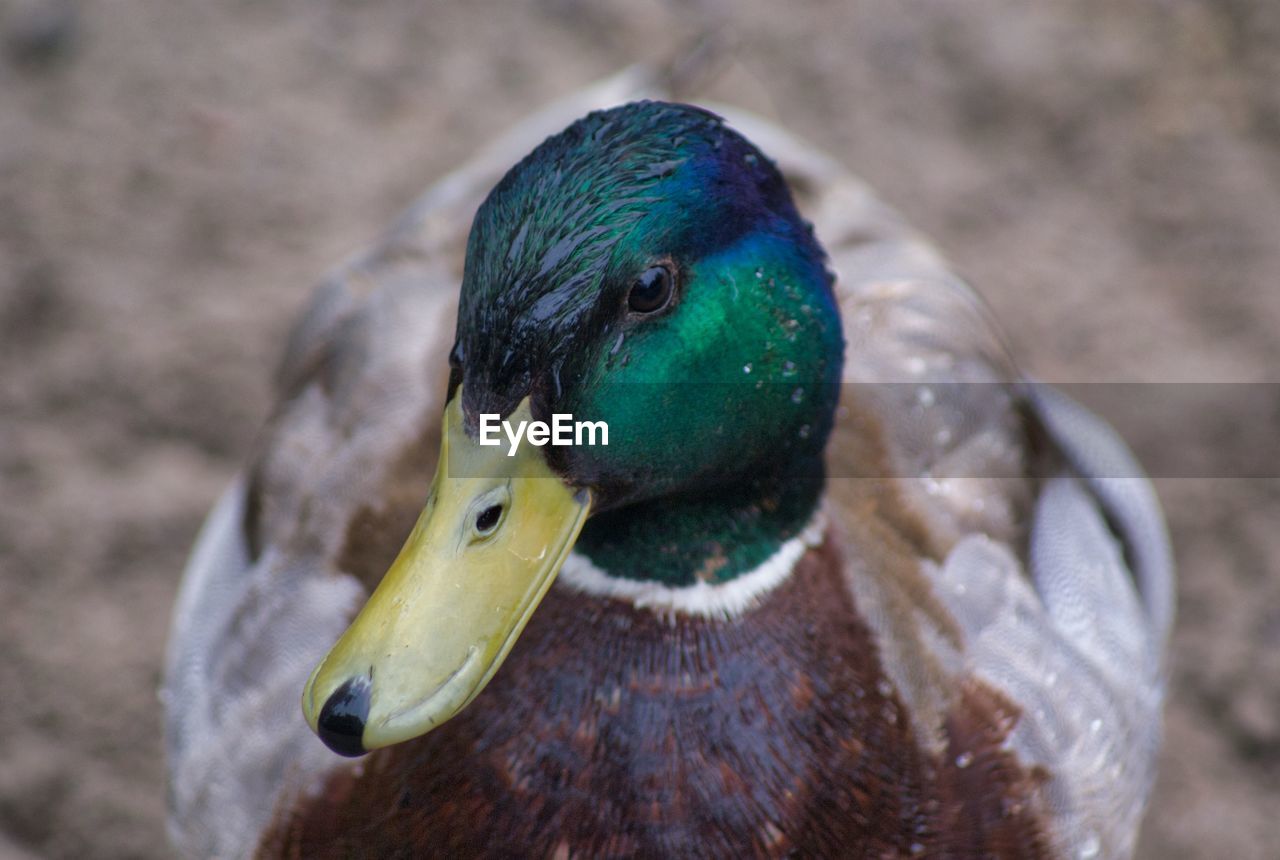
[476, 504, 502, 533]
[628, 265, 672, 313]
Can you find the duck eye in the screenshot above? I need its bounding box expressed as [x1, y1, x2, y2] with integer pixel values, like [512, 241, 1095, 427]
[475, 504, 503, 535]
[627, 265, 674, 314]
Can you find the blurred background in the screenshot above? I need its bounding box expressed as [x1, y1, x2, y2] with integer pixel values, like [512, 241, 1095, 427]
[1, 0, 1277, 857]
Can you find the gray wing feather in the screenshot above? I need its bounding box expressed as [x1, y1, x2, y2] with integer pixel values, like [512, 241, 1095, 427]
[162, 479, 365, 860]
[922, 405, 1169, 860]
[1028, 383, 1175, 649]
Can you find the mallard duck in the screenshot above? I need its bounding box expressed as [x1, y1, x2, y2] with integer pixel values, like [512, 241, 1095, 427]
[162, 66, 1173, 859]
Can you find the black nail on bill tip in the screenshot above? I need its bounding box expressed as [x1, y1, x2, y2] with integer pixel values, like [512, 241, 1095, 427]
[317, 677, 371, 758]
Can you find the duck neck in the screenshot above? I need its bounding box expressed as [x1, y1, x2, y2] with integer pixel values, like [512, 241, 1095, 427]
[572, 466, 825, 587]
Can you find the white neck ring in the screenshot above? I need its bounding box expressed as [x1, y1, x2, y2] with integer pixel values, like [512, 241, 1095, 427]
[555, 505, 828, 620]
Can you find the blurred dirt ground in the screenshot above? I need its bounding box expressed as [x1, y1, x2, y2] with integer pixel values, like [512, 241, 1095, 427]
[1, 1, 1278, 857]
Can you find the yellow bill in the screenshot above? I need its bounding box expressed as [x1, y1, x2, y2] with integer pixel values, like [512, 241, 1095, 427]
[302, 393, 591, 756]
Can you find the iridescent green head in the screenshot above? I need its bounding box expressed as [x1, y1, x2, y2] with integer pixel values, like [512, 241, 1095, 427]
[454, 102, 843, 557]
[304, 101, 846, 757]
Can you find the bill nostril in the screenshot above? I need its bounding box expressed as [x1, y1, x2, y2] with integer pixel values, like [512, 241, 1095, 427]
[475, 503, 503, 534]
[317, 677, 371, 758]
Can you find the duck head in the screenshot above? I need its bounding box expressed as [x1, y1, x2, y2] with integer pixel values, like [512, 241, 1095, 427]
[303, 101, 844, 756]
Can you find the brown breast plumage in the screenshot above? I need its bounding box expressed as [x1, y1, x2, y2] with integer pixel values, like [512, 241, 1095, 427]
[260, 535, 1052, 859]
